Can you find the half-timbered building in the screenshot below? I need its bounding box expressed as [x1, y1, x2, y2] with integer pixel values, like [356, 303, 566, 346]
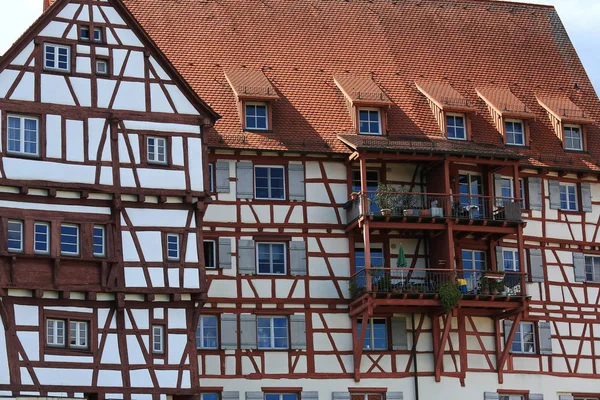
[2, 0, 600, 399]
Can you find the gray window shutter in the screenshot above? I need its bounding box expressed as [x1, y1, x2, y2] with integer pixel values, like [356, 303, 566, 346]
[558, 396, 574, 400]
[222, 393, 240, 400]
[483, 393, 499, 400]
[528, 177, 543, 210]
[573, 252, 586, 282]
[290, 314, 307, 350]
[386, 393, 403, 400]
[502, 320, 513, 348]
[236, 161, 254, 199]
[581, 182, 592, 212]
[220, 314, 238, 350]
[529, 395, 543, 400]
[301, 392, 318, 400]
[240, 314, 257, 349]
[288, 163, 305, 201]
[539, 321, 552, 354]
[218, 238, 232, 269]
[290, 241, 307, 276]
[495, 246, 504, 272]
[246, 393, 263, 400]
[493, 174, 504, 206]
[548, 179, 561, 210]
[391, 317, 408, 350]
[238, 239, 256, 275]
[332, 393, 350, 400]
[529, 248, 544, 282]
[215, 161, 231, 193]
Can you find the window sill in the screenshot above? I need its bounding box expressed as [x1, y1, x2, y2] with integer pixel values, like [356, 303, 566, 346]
[5, 152, 41, 160]
[45, 347, 92, 356]
[244, 129, 273, 134]
[558, 209, 584, 216]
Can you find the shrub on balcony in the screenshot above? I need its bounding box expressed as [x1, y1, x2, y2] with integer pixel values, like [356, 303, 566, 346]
[439, 282, 462, 311]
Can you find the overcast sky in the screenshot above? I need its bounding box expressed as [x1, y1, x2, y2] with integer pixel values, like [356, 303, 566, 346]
[1, 0, 599, 94]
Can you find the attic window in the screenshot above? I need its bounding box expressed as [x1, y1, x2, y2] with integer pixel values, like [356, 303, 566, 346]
[44, 44, 70, 73]
[80, 26, 103, 42]
[446, 114, 466, 140]
[358, 108, 381, 135]
[564, 125, 583, 151]
[245, 102, 268, 130]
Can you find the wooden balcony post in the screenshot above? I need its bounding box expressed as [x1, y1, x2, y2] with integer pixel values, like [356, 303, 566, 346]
[513, 162, 521, 204]
[443, 157, 451, 215]
[517, 225, 527, 296]
[363, 219, 372, 292]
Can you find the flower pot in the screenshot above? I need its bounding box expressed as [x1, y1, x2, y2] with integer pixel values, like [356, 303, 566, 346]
[381, 208, 392, 216]
[419, 209, 431, 216]
[492, 289, 499, 295]
[482, 290, 489, 295]
[403, 209, 414, 216]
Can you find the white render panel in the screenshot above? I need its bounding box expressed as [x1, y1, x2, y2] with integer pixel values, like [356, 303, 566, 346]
[113, 49, 128, 75]
[156, 370, 178, 388]
[149, 57, 170, 80]
[166, 84, 198, 115]
[172, 136, 185, 166]
[101, 5, 126, 24]
[125, 208, 189, 227]
[168, 309, 187, 329]
[92, 5, 106, 23]
[148, 268, 165, 287]
[126, 336, 145, 365]
[98, 370, 123, 387]
[185, 233, 198, 262]
[204, 205, 237, 222]
[0, 69, 19, 98]
[34, 367, 93, 386]
[14, 305, 38, 326]
[114, 28, 144, 47]
[11, 41, 34, 66]
[57, 3, 79, 19]
[70, 77, 92, 107]
[39, 21, 69, 38]
[137, 169, 186, 190]
[113, 81, 145, 111]
[207, 280, 237, 298]
[0, 200, 109, 215]
[4, 159, 95, 183]
[120, 168, 136, 187]
[77, 4, 90, 22]
[44, 355, 94, 363]
[307, 206, 340, 224]
[124, 267, 146, 287]
[10, 71, 34, 101]
[97, 78, 118, 109]
[129, 369, 153, 388]
[76, 56, 92, 74]
[150, 83, 175, 113]
[88, 118, 106, 159]
[66, 119, 85, 162]
[184, 268, 200, 288]
[118, 133, 131, 163]
[123, 120, 201, 134]
[128, 134, 141, 163]
[0, 316, 9, 385]
[168, 268, 180, 287]
[17, 331, 39, 362]
[124, 51, 145, 78]
[131, 309, 150, 330]
[41, 74, 76, 106]
[188, 137, 204, 190]
[121, 231, 138, 262]
[100, 166, 113, 185]
[136, 231, 163, 262]
[78, 44, 91, 54]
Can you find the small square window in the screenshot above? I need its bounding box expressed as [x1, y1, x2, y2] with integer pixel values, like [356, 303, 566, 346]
[167, 234, 180, 260]
[152, 325, 164, 354]
[245, 102, 268, 130]
[7, 115, 39, 156]
[69, 321, 89, 349]
[93, 225, 106, 257]
[204, 240, 216, 268]
[510, 322, 536, 354]
[559, 183, 578, 211]
[446, 114, 466, 140]
[60, 224, 80, 256]
[8, 220, 24, 253]
[34, 222, 50, 254]
[358, 108, 382, 135]
[96, 59, 109, 75]
[564, 125, 583, 151]
[80, 26, 91, 41]
[148, 137, 167, 165]
[93, 27, 103, 42]
[358, 318, 387, 350]
[505, 120, 525, 146]
[257, 242, 286, 275]
[196, 315, 218, 349]
[255, 166, 285, 200]
[257, 316, 288, 349]
[44, 43, 70, 72]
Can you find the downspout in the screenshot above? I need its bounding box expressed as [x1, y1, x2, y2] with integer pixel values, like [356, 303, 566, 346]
[412, 313, 420, 400]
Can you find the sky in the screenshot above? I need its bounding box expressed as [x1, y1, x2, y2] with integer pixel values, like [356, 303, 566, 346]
[0, 0, 599, 94]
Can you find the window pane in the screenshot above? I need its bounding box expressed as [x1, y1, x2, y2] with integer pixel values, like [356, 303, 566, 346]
[34, 223, 49, 253]
[204, 241, 216, 268]
[93, 226, 105, 256]
[8, 220, 23, 251]
[61, 225, 79, 254]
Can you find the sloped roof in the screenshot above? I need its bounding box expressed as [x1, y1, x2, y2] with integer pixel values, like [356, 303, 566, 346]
[43, 0, 600, 171]
[334, 74, 392, 106]
[224, 68, 279, 100]
[537, 96, 592, 123]
[477, 87, 536, 118]
[416, 81, 475, 112]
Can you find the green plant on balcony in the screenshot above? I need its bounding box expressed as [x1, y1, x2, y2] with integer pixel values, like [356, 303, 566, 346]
[349, 279, 363, 298]
[439, 282, 462, 311]
[374, 183, 400, 216]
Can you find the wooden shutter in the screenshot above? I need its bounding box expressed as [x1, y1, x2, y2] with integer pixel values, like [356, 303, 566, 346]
[386, 393, 403, 400]
[240, 314, 257, 349]
[238, 239, 256, 275]
[529, 248, 544, 282]
[528, 177, 543, 210]
[222, 392, 240, 400]
[495, 246, 504, 272]
[502, 319, 513, 351]
[246, 393, 263, 400]
[391, 317, 408, 350]
[581, 182, 592, 212]
[236, 161, 254, 199]
[301, 393, 318, 400]
[218, 238, 232, 269]
[548, 179, 561, 209]
[290, 314, 307, 349]
[332, 393, 350, 400]
[288, 163, 305, 201]
[220, 314, 238, 350]
[529, 394, 544, 400]
[290, 240, 307, 276]
[493, 174, 504, 206]
[573, 252, 586, 282]
[483, 393, 499, 400]
[538, 321, 552, 355]
[215, 161, 231, 193]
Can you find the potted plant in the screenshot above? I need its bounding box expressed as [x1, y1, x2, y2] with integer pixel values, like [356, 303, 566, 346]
[374, 183, 399, 216]
[439, 282, 463, 311]
[370, 269, 383, 292]
[379, 275, 392, 292]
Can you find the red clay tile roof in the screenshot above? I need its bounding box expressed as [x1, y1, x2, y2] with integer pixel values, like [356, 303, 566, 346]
[537, 96, 592, 124]
[71, 0, 600, 171]
[477, 87, 536, 119]
[416, 81, 475, 112]
[224, 68, 279, 101]
[333, 74, 392, 106]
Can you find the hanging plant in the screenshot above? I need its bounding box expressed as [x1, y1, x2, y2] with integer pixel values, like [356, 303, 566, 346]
[439, 282, 463, 311]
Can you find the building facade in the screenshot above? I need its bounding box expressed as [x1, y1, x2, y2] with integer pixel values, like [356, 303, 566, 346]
[1, 0, 600, 400]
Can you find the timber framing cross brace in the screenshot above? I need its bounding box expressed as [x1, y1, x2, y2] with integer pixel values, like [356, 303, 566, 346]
[496, 310, 523, 384]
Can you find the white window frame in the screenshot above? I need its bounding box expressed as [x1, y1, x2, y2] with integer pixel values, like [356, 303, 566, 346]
[499, 396, 524, 400]
[93, 225, 106, 257]
[564, 124, 583, 151]
[257, 316, 289, 350]
[358, 107, 382, 135]
[245, 101, 269, 130]
[204, 240, 216, 269]
[96, 59, 109, 75]
[60, 224, 80, 256]
[559, 182, 578, 211]
[585, 255, 600, 283]
[208, 163, 215, 192]
[256, 242, 287, 275]
[264, 394, 299, 400]
[349, 395, 382, 400]
[166, 233, 180, 260]
[201, 394, 221, 400]
[44, 43, 71, 72]
[7, 220, 24, 253]
[147, 136, 168, 165]
[69, 320, 89, 349]
[152, 325, 164, 354]
[359, 318, 388, 350]
[446, 113, 467, 140]
[34, 222, 50, 254]
[505, 119, 525, 146]
[502, 248, 520, 272]
[196, 315, 218, 349]
[254, 165, 286, 200]
[511, 321, 536, 354]
[7, 114, 40, 157]
[47, 318, 66, 347]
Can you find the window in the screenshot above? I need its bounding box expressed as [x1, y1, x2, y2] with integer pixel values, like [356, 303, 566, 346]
[47, 318, 89, 350]
[201, 394, 220, 400]
[511, 322, 535, 354]
[93, 225, 106, 257]
[265, 395, 297, 400]
[60, 224, 80, 256]
[47, 319, 66, 347]
[34, 222, 50, 254]
[257, 243, 286, 275]
[358, 108, 382, 135]
[499, 396, 524, 400]
[147, 137, 167, 165]
[167, 234, 180, 260]
[208, 163, 215, 192]
[446, 113, 466, 140]
[196, 315, 218, 349]
[257, 316, 288, 349]
[7, 115, 39, 156]
[245, 102, 268, 130]
[559, 183, 578, 211]
[204, 240, 216, 268]
[255, 166, 285, 200]
[564, 125, 583, 151]
[69, 321, 88, 349]
[44, 43, 70, 72]
[96, 59, 109, 75]
[505, 120, 525, 146]
[80, 26, 102, 42]
[7, 220, 23, 253]
[498, 177, 525, 208]
[502, 249, 520, 272]
[585, 255, 600, 282]
[152, 325, 164, 354]
[357, 318, 387, 350]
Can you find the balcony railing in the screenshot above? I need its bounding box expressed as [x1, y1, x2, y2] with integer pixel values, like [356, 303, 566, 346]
[349, 268, 527, 298]
[345, 192, 523, 223]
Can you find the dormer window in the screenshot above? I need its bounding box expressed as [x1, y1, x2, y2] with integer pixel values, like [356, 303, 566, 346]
[564, 125, 583, 151]
[446, 113, 466, 140]
[505, 120, 525, 146]
[358, 108, 382, 135]
[245, 102, 268, 130]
